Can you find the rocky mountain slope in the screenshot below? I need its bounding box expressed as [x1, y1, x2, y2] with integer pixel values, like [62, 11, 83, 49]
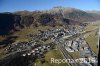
[46, 7, 96, 22]
[86, 11, 100, 20]
[0, 7, 100, 35]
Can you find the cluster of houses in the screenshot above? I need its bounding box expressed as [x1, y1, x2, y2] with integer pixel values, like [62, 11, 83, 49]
[22, 44, 51, 57]
[5, 41, 41, 53]
[50, 27, 98, 66]
[61, 37, 86, 53]
[4, 25, 97, 66]
[5, 26, 83, 54]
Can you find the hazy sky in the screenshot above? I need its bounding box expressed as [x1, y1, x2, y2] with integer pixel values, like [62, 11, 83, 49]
[0, 0, 100, 12]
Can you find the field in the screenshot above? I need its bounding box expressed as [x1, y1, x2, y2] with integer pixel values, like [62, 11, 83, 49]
[85, 20, 100, 55]
[33, 46, 68, 66]
[85, 30, 98, 55]
[70, 51, 80, 59]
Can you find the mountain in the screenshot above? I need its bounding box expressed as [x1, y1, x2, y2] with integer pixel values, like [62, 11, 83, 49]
[0, 13, 33, 35]
[0, 7, 100, 35]
[87, 11, 100, 14]
[86, 11, 100, 20]
[45, 7, 97, 22]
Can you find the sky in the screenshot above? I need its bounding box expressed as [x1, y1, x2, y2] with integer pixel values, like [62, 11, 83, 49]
[0, 0, 100, 12]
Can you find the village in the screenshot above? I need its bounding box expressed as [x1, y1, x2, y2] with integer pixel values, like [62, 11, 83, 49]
[3, 24, 98, 66]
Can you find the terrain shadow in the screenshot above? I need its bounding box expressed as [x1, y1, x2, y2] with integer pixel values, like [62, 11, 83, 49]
[0, 36, 18, 47]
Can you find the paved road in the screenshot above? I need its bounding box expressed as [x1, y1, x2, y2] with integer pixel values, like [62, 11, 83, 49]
[55, 36, 79, 66]
[55, 30, 98, 66]
[0, 29, 97, 66]
[57, 44, 79, 66]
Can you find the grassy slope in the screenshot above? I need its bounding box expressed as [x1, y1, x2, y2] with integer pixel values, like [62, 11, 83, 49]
[85, 21, 100, 55]
[13, 26, 53, 43]
[85, 30, 98, 55]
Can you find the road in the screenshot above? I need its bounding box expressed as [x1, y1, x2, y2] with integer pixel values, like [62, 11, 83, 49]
[57, 43, 79, 66]
[55, 36, 79, 66]
[55, 30, 98, 66]
[0, 28, 98, 66]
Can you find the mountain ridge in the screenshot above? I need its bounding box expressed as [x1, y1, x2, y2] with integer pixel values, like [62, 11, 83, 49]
[0, 7, 100, 35]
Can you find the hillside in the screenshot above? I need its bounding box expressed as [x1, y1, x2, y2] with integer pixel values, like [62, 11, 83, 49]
[46, 7, 98, 22]
[0, 12, 76, 35]
[0, 7, 100, 35]
[86, 11, 100, 20]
